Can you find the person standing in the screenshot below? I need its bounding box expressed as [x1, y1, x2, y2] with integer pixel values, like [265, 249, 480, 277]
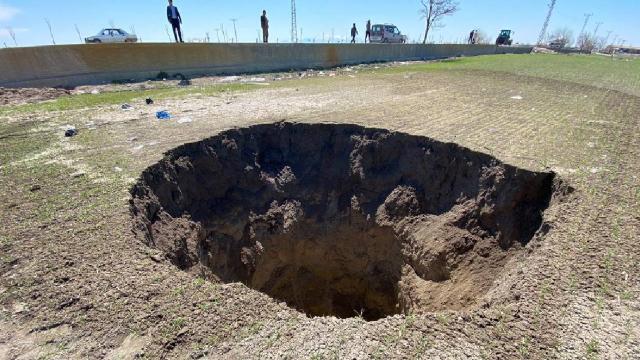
[365, 20, 371, 43]
[351, 23, 358, 43]
[167, 0, 183, 43]
[261, 10, 269, 43]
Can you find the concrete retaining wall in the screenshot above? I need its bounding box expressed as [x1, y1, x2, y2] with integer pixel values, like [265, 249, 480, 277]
[0, 43, 532, 88]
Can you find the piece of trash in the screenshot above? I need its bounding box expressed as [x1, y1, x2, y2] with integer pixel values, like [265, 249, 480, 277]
[121, 103, 133, 110]
[114, 166, 123, 172]
[90, 89, 100, 95]
[177, 117, 193, 124]
[510, 95, 523, 100]
[156, 111, 171, 120]
[219, 76, 242, 83]
[64, 126, 78, 137]
[145, 98, 154, 105]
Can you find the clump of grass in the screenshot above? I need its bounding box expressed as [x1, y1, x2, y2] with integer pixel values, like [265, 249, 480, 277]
[586, 339, 600, 357]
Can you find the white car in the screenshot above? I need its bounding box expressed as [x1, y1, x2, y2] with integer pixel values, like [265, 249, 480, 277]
[85, 29, 138, 44]
[370, 24, 407, 44]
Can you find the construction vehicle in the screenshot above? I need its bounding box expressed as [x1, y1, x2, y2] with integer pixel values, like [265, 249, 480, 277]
[495, 30, 513, 46]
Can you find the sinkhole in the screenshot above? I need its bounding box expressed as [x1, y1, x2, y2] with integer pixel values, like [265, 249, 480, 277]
[130, 122, 566, 321]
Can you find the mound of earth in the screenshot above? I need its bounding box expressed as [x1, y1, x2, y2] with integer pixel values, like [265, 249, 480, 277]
[130, 122, 565, 321]
[0, 87, 71, 106]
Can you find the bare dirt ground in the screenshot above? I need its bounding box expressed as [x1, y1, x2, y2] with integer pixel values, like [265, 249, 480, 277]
[0, 54, 639, 359]
[0, 88, 71, 106]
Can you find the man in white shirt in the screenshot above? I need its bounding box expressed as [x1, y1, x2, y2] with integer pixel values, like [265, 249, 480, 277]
[166, 0, 183, 43]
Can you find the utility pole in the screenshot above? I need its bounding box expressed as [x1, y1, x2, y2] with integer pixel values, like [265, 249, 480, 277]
[291, 0, 298, 43]
[44, 18, 56, 45]
[74, 24, 83, 43]
[537, 0, 557, 45]
[230, 19, 238, 43]
[592, 22, 603, 37]
[165, 25, 172, 41]
[578, 13, 593, 39]
[220, 24, 227, 42]
[603, 30, 612, 47]
[7, 27, 17, 46]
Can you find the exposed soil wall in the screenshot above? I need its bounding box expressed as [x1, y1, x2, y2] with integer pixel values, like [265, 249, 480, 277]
[130, 122, 563, 320]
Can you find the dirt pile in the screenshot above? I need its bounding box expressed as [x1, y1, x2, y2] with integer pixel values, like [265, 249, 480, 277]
[0, 87, 71, 106]
[130, 122, 564, 321]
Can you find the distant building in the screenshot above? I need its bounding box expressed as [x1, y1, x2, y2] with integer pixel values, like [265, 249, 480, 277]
[605, 46, 640, 55]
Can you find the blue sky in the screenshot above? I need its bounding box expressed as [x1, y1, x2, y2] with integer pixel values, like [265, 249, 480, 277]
[0, 1, 637, 47]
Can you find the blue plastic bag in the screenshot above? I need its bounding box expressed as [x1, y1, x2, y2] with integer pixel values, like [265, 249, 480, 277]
[156, 111, 171, 120]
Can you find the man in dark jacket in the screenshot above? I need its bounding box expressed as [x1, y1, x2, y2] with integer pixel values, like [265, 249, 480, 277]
[261, 10, 269, 43]
[365, 20, 371, 43]
[167, 0, 183, 43]
[351, 24, 358, 43]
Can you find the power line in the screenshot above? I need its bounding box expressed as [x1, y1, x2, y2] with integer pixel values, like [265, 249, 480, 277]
[291, 0, 298, 43]
[537, 0, 557, 45]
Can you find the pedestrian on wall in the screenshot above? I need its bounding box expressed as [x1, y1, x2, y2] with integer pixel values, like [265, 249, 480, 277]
[167, 0, 183, 43]
[365, 20, 371, 43]
[261, 10, 269, 43]
[351, 23, 358, 43]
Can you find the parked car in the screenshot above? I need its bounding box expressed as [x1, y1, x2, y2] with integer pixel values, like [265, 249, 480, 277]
[85, 29, 138, 44]
[548, 38, 568, 49]
[370, 24, 407, 44]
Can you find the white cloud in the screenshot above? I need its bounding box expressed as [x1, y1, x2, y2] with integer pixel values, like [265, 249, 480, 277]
[0, 3, 20, 21]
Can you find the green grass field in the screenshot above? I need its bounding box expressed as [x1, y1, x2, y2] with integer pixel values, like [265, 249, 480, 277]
[384, 54, 640, 96]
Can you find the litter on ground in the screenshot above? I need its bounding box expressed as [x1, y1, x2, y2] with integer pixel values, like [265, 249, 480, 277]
[156, 111, 171, 120]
